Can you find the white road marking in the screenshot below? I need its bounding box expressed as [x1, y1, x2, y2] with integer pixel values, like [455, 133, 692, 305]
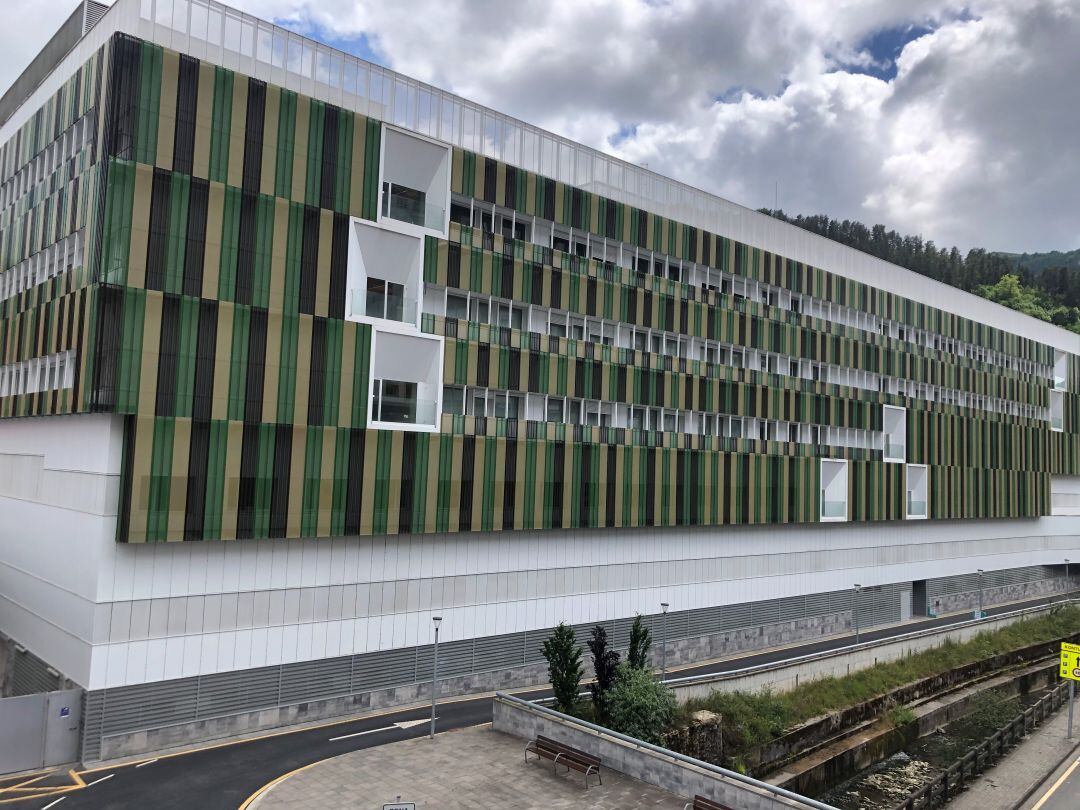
[135, 758, 158, 768]
[86, 774, 114, 787]
[41, 798, 66, 810]
[394, 718, 434, 730]
[328, 726, 397, 741]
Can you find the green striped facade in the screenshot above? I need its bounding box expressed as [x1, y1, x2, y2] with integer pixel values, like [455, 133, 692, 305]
[0, 31, 1075, 542]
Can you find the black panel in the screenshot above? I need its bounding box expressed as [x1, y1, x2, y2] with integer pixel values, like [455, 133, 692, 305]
[242, 79, 266, 192]
[173, 54, 199, 175]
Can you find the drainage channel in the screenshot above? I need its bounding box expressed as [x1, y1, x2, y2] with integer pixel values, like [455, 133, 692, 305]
[818, 681, 1059, 809]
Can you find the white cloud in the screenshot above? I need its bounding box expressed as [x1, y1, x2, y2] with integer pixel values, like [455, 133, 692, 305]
[2, 0, 1076, 253]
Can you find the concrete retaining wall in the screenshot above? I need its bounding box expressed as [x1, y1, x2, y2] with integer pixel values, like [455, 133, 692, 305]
[492, 694, 818, 809]
[668, 602, 1066, 703]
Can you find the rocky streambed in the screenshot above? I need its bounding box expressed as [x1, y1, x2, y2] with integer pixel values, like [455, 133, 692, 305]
[819, 687, 1041, 809]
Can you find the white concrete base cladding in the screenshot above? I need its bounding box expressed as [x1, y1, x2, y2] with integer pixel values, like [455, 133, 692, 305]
[0, 413, 124, 689]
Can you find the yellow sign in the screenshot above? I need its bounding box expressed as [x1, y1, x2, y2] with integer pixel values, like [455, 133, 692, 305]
[1061, 643, 1080, 681]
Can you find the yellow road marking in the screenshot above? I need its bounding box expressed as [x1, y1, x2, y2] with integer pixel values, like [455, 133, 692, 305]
[1030, 755, 1080, 810]
[236, 756, 336, 810]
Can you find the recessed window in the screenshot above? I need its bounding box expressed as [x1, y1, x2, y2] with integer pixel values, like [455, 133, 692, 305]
[907, 465, 928, 519]
[820, 459, 849, 522]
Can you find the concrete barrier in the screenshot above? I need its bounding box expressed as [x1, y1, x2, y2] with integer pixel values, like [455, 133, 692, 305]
[666, 599, 1074, 703]
[492, 692, 838, 810]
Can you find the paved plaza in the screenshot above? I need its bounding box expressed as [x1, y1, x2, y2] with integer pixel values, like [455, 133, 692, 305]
[249, 724, 686, 809]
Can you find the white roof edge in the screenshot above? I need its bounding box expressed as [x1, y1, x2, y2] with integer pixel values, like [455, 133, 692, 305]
[4, 0, 1077, 355]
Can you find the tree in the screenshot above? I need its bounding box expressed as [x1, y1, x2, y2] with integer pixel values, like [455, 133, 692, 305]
[607, 663, 677, 744]
[627, 614, 652, 670]
[587, 625, 620, 722]
[542, 622, 583, 714]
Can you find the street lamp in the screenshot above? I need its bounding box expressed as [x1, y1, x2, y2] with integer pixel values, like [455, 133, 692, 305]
[977, 569, 984, 618]
[853, 585, 862, 644]
[1066, 559, 1071, 603]
[660, 602, 670, 681]
[430, 616, 442, 739]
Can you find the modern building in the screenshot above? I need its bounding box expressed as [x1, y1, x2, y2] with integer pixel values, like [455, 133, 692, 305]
[1, 0, 1078, 760]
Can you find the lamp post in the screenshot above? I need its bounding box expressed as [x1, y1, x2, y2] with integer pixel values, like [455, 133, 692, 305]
[430, 616, 442, 739]
[660, 602, 670, 681]
[1066, 559, 1071, 603]
[853, 585, 862, 644]
[976, 569, 985, 618]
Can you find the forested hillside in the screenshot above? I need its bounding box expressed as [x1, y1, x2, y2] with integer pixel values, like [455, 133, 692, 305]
[760, 209, 1080, 333]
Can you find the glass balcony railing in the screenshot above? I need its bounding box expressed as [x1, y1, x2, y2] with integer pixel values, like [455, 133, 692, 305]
[350, 290, 417, 324]
[1052, 415, 1064, 431]
[372, 393, 438, 426]
[381, 182, 445, 230]
[821, 499, 846, 519]
[907, 495, 927, 517]
[1054, 376, 1066, 391]
[885, 440, 906, 460]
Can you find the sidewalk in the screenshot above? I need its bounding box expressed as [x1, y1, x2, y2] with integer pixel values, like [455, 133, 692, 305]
[947, 702, 1079, 810]
[248, 725, 687, 809]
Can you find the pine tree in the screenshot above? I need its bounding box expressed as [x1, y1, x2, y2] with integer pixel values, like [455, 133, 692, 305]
[587, 625, 620, 722]
[627, 614, 652, 670]
[542, 622, 583, 714]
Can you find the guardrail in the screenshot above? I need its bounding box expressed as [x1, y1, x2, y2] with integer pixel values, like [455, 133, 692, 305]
[663, 596, 1077, 692]
[893, 681, 1070, 810]
[494, 691, 840, 810]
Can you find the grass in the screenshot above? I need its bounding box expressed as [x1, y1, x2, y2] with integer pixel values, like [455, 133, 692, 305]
[888, 705, 917, 727]
[677, 605, 1080, 761]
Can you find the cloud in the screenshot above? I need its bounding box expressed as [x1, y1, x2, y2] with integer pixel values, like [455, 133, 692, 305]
[1, 0, 1076, 253]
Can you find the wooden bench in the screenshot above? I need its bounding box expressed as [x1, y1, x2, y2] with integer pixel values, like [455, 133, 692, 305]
[684, 795, 734, 810]
[523, 734, 602, 788]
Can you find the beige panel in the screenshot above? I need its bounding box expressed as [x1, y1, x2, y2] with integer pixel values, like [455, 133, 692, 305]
[315, 209, 333, 318]
[167, 418, 191, 540]
[202, 182, 225, 298]
[287, 424, 306, 539]
[211, 303, 234, 421]
[226, 74, 248, 189]
[260, 85, 281, 196]
[156, 50, 178, 170]
[262, 310, 282, 424]
[127, 164, 154, 290]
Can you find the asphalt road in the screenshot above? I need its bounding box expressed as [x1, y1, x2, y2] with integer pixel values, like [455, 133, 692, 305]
[1, 593, 1065, 810]
[1024, 751, 1080, 810]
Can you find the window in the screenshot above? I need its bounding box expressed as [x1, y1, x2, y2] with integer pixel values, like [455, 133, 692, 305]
[443, 386, 464, 415]
[449, 201, 471, 226]
[546, 397, 564, 422]
[365, 277, 407, 321]
[446, 293, 468, 319]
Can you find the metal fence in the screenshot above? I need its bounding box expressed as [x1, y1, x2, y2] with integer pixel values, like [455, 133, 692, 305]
[893, 681, 1070, 810]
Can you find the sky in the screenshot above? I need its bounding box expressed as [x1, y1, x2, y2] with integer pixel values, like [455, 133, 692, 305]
[3, 0, 1078, 254]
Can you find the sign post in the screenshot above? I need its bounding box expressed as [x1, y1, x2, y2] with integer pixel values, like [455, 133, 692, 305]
[1060, 642, 1080, 740]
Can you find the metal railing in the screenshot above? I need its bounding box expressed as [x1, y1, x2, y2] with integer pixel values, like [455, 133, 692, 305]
[372, 392, 438, 425]
[893, 681, 1070, 810]
[350, 287, 417, 324]
[495, 692, 839, 810]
